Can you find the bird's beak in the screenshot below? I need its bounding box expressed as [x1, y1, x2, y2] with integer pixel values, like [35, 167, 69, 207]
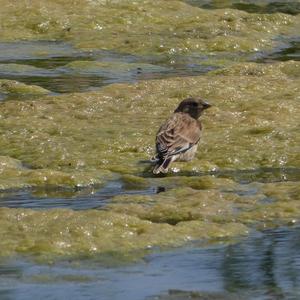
[203, 101, 212, 109]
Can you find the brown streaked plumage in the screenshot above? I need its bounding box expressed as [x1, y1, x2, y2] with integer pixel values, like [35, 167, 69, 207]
[153, 97, 211, 174]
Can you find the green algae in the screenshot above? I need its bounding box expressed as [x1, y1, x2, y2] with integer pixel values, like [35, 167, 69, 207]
[0, 1, 299, 55]
[108, 187, 241, 224]
[0, 179, 299, 260]
[0, 155, 113, 190]
[0, 199, 248, 259]
[0, 56, 299, 260]
[0, 61, 299, 189]
[0, 79, 49, 96]
[0, 64, 50, 76]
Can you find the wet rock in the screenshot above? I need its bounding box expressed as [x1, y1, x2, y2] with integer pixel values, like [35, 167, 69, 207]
[0, 79, 49, 95]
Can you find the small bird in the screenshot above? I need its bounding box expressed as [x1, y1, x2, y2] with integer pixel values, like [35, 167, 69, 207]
[152, 97, 211, 174]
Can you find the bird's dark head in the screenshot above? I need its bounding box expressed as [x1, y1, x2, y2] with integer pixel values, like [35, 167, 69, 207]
[174, 97, 211, 119]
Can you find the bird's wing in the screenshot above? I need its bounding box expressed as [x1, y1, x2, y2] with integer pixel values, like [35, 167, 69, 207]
[156, 113, 201, 159]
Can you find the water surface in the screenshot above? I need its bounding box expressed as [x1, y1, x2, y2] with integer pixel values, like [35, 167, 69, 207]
[0, 41, 219, 95]
[186, 0, 300, 15]
[0, 226, 299, 300]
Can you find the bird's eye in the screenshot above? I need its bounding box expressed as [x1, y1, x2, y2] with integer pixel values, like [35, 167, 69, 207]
[191, 102, 198, 107]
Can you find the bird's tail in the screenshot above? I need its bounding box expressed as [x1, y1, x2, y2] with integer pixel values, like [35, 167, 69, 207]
[153, 157, 173, 174]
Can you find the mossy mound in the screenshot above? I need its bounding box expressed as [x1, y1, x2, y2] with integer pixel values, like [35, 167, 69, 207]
[0, 1, 299, 55]
[0, 79, 49, 95]
[0, 61, 299, 189]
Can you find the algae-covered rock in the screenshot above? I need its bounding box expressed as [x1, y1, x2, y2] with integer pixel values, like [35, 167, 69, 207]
[0, 63, 52, 76]
[0, 1, 299, 55]
[232, 181, 300, 227]
[0, 79, 50, 95]
[210, 60, 300, 77]
[109, 187, 240, 224]
[0, 155, 23, 170]
[0, 205, 248, 259]
[0, 155, 113, 190]
[0, 156, 30, 190]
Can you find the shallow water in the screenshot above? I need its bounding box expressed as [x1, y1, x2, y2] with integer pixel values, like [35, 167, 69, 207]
[0, 181, 156, 210]
[0, 167, 299, 210]
[0, 36, 298, 97]
[0, 226, 299, 300]
[0, 41, 219, 95]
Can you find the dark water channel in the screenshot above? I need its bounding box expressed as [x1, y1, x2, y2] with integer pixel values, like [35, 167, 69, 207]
[0, 41, 218, 96]
[0, 37, 298, 98]
[186, 0, 300, 15]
